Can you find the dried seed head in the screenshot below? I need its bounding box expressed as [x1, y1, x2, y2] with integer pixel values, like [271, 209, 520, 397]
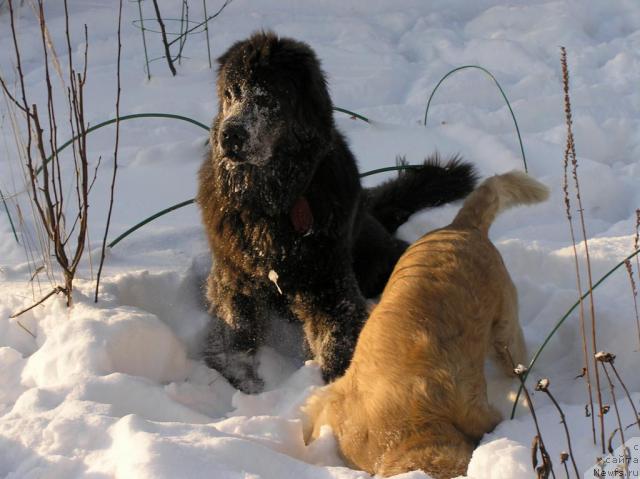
[601, 405, 611, 415]
[268, 269, 283, 295]
[535, 378, 550, 391]
[514, 364, 528, 376]
[560, 452, 569, 463]
[595, 351, 616, 363]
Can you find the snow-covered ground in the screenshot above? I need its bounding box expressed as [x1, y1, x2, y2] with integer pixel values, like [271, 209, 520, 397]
[1, 1, 640, 478]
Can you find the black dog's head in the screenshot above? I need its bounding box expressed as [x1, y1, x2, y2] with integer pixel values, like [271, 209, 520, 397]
[213, 31, 334, 167]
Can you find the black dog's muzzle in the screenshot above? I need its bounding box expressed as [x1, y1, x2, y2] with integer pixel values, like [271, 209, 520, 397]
[220, 122, 249, 162]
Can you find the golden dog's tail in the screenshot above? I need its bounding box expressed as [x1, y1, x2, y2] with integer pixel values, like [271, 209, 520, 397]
[451, 170, 549, 234]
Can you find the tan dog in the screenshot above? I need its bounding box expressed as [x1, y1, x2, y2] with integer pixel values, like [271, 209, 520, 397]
[303, 171, 549, 479]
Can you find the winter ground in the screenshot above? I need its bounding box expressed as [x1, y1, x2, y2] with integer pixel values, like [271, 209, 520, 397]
[1, 1, 640, 478]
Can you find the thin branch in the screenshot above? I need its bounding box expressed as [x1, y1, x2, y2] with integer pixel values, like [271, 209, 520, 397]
[535, 379, 580, 478]
[596, 356, 628, 476]
[608, 358, 640, 433]
[167, 0, 232, 47]
[151, 0, 177, 76]
[16, 320, 36, 339]
[95, 0, 123, 302]
[0, 76, 29, 114]
[624, 260, 640, 348]
[9, 286, 65, 318]
[87, 155, 102, 193]
[509, 353, 556, 479]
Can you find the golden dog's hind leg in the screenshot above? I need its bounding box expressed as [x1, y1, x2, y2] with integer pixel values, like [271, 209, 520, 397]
[454, 372, 503, 441]
[376, 427, 474, 479]
[491, 280, 527, 376]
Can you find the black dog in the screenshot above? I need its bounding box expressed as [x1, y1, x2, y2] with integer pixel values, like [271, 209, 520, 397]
[197, 31, 476, 393]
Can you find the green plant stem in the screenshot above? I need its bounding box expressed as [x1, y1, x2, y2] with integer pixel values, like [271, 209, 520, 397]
[510, 248, 640, 419]
[107, 163, 423, 247]
[424, 65, 527, 173]
[333, 106, 370, 123]
[38, 107, 366, 177]
[37, 112, 210, 176]
[108, 198, 194, 248]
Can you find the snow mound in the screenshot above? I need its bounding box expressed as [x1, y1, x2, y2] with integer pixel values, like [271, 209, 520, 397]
[22, 302, 191, 387]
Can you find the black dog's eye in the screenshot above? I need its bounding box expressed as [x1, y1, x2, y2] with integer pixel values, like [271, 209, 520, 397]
[232, 84, 242, 99]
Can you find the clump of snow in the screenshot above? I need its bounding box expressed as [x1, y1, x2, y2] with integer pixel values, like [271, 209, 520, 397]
[21, 300, 191, 387]
[2, 0, 640, 478]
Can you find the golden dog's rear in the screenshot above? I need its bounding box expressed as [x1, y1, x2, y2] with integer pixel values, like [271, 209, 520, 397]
[304, 171, 548, 479]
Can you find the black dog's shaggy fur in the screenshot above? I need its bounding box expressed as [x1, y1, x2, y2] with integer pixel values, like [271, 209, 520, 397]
[197, 31, 476, 393]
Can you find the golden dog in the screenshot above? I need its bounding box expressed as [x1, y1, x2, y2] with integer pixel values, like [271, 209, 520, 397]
[303, 171, 549, 479]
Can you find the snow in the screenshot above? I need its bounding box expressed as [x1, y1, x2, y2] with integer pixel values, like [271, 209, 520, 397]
[1, 0, 640, 478]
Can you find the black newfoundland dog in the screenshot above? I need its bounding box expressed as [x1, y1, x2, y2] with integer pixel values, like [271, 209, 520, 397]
[197, 31, 476, 393]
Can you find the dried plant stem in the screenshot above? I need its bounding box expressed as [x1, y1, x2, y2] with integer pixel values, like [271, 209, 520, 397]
[608, 361, 640, 433]
[624, 260, 640, 348]
[167, 0, 233, 49]
[559, 46, 596, 447]
[508, 353, 556, 479]
[2, 0, 91, 309]
[95, 0, 123, 302]
[536, 380, 580, 478]
[27, 0, 65, 86]
[16, 320, 36, 339]
[151, 0, 177, 76]
[599, 361, 629, 476]
[136, 0, 151, 80]
[10, 286, 65, 318]
[635, 210, 640, 349]
[560, 46, 604, 453]
[202, 0, 212, 68]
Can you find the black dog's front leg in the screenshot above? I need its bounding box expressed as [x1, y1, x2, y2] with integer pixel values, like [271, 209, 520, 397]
[203, 270, 267, 394]
[291, 271, 368, 383]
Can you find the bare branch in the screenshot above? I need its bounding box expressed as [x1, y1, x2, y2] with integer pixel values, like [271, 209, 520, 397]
[95, 0, 123, 301]
[151, 0, 177, 76]
[9, 286, 65, 318]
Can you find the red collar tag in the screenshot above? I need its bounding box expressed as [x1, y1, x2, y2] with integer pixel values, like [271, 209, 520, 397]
[290, 196, 314, 235]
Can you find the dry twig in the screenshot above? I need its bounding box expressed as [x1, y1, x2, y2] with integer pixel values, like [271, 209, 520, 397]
[535, 379, 580, 478]
[3, 0, 92, 310]
[510, 354, 556, 479]
[151, 0, 177, 76]
[94, 0, 123, 301]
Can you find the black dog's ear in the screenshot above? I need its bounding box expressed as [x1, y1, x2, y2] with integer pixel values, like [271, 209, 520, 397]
[297, 48, 333, 124]
[218, 30, 279, 69]
[271, 38, 334, 139]
[216, 42, 240, 70]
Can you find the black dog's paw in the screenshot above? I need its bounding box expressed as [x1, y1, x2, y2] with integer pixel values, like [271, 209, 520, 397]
[317, 334, 359, 384]
[230, 372, 265, 395]
[204, 351, 265, 394]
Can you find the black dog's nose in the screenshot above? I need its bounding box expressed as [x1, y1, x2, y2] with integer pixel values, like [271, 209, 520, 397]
[220, 123, 248, 160]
